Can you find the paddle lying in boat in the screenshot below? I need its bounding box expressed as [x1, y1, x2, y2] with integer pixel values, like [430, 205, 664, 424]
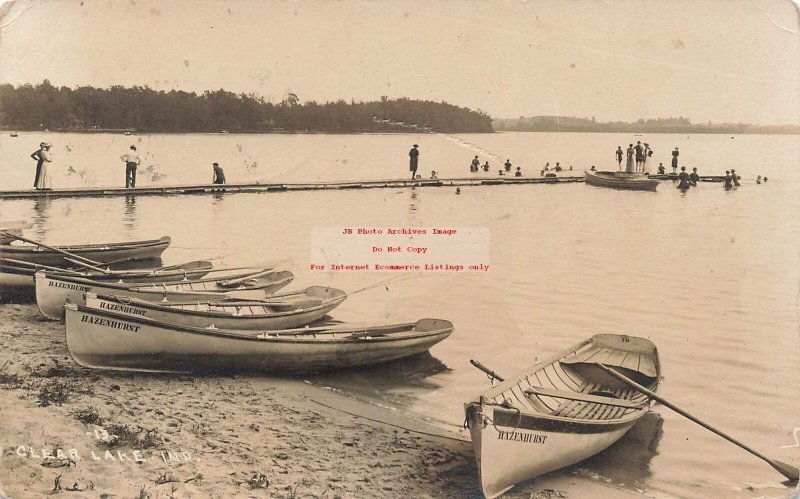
[464, 334, 659, 498]
[64, 302, 454, 373]
[0, 258, 213, 292]
[0, 232, 171, 266]
[83, 286, 347, 330]
[597, 364, 799, 482]
[35, 268, 293, 320]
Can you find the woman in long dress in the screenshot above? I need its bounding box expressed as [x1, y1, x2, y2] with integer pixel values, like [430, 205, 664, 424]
[625, 144, 634, 173]
[35, 143, 53, 189]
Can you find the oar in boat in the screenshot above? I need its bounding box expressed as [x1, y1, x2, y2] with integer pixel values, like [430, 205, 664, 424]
[63, 257, 114, 274]
[470, 359, 505, 382]
[0, 231, 111, 273]
[596, 363, 799, 482]
[1, 258, 86, 276]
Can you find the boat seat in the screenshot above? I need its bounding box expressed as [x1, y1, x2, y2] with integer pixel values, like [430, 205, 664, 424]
[524, 386, 643, 409]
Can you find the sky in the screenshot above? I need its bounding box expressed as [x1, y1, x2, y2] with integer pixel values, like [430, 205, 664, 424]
[0, 0, 798, 124]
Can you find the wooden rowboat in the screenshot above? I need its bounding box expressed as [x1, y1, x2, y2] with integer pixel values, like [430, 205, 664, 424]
[64, 302, 454, 372]
[83, 286, 347, 330]
[585, 171, 659, 191]
[465, 334, 660, 498]
[0, 236, 171, 266]
[0, 258, 213, 292]
[35, 269, 294, 320]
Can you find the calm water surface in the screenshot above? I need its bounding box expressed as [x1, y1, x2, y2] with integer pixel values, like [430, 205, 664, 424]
[1, 132, 798, 498]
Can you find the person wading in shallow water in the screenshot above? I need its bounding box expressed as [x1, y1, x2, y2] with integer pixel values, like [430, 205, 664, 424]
[677, 166, 690, 190]
[408, 144, 419, 179]
[689, 167, 700, 186]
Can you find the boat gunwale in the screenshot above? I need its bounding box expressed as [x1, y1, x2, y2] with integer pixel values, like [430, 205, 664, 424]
[34, 268, 290, 290]
[0, 235, 171, 253]
[66, 303, 454, 344]
[87, 287, 348, 319]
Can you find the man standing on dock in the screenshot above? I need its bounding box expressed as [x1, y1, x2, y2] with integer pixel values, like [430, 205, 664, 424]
[671, 147, 679, 174]
[212, 162, 226, 184]
[121, 145, 140, 188]
[409, 144, 419, 179]
[615, 146, 623, 170]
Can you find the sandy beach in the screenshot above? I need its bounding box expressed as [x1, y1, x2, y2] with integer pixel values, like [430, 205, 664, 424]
[0, 301, 654, 499]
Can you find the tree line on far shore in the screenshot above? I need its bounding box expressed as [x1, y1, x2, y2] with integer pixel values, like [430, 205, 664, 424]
[0, 81, 493, 134]
[494, 115, 800, 135]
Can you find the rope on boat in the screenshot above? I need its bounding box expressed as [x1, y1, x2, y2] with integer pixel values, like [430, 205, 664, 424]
[348, 273, 418, 296]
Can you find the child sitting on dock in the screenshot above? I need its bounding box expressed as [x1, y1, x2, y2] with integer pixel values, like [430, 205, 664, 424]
[429, 171, 438, 179]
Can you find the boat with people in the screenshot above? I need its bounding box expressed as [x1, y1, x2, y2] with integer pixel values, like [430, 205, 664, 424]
[64, 302, 454, 372]
[83, 286, 347, 330]
[0, 233, 171, 266]
[584, 170, 660, 192]
[465, 334, 660, 498]
[0, 258, 214, 293]
[35, 268, 294, 320]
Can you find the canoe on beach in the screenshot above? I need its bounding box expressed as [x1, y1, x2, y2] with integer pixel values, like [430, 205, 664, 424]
[64, 302, 454, 372]
[35, 269, 294, 320]
[0, 258, 214, 292]
[0, 235, 171, 266]
[584, 171, 660, 191]
[84, 286, 348, 330]
[464, 334, 660, 498]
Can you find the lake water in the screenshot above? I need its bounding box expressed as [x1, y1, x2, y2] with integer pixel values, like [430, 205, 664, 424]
[1, 131, 798, 498]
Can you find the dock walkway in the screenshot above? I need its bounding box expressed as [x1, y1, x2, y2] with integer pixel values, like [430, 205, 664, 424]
[0, 173, 723, 200]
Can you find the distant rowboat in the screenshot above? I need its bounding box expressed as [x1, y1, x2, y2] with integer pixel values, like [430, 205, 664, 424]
[465, 334, 659, 498]
[585, 170, 659, 191]
[64, 302, 454, 373]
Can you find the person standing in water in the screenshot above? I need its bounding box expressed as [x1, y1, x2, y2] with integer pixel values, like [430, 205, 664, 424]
[408, 144, 419, 179]
[723, 170, 734, 190]
[689, 167, 700, 185]
[615, 146, 624, 170]
[730, 168, 741, 186]
[470, 155, 479, 173]
[677, 166, 690, 190]
[504, 159, 512, 172]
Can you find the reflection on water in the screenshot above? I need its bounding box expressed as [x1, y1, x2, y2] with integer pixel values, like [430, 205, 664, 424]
[212, 192, 226, 205]
[123, 195, 137, 232]
[577, 412, 664, 488]
[309, 352, 450, 408]
[31, 197, 52, 238]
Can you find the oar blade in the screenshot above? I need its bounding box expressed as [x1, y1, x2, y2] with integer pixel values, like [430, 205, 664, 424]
[770, 459, 799, 482]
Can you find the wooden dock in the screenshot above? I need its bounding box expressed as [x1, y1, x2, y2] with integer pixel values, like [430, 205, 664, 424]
[0, 176, 584, 200]
[0, 173, 728, 200]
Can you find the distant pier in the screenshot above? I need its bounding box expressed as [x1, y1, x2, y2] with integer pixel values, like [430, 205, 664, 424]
[0, 173, 727, 200]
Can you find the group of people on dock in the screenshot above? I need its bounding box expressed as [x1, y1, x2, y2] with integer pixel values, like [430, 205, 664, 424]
[616, 141, 655, 173]
[28, 142, 227, 189]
